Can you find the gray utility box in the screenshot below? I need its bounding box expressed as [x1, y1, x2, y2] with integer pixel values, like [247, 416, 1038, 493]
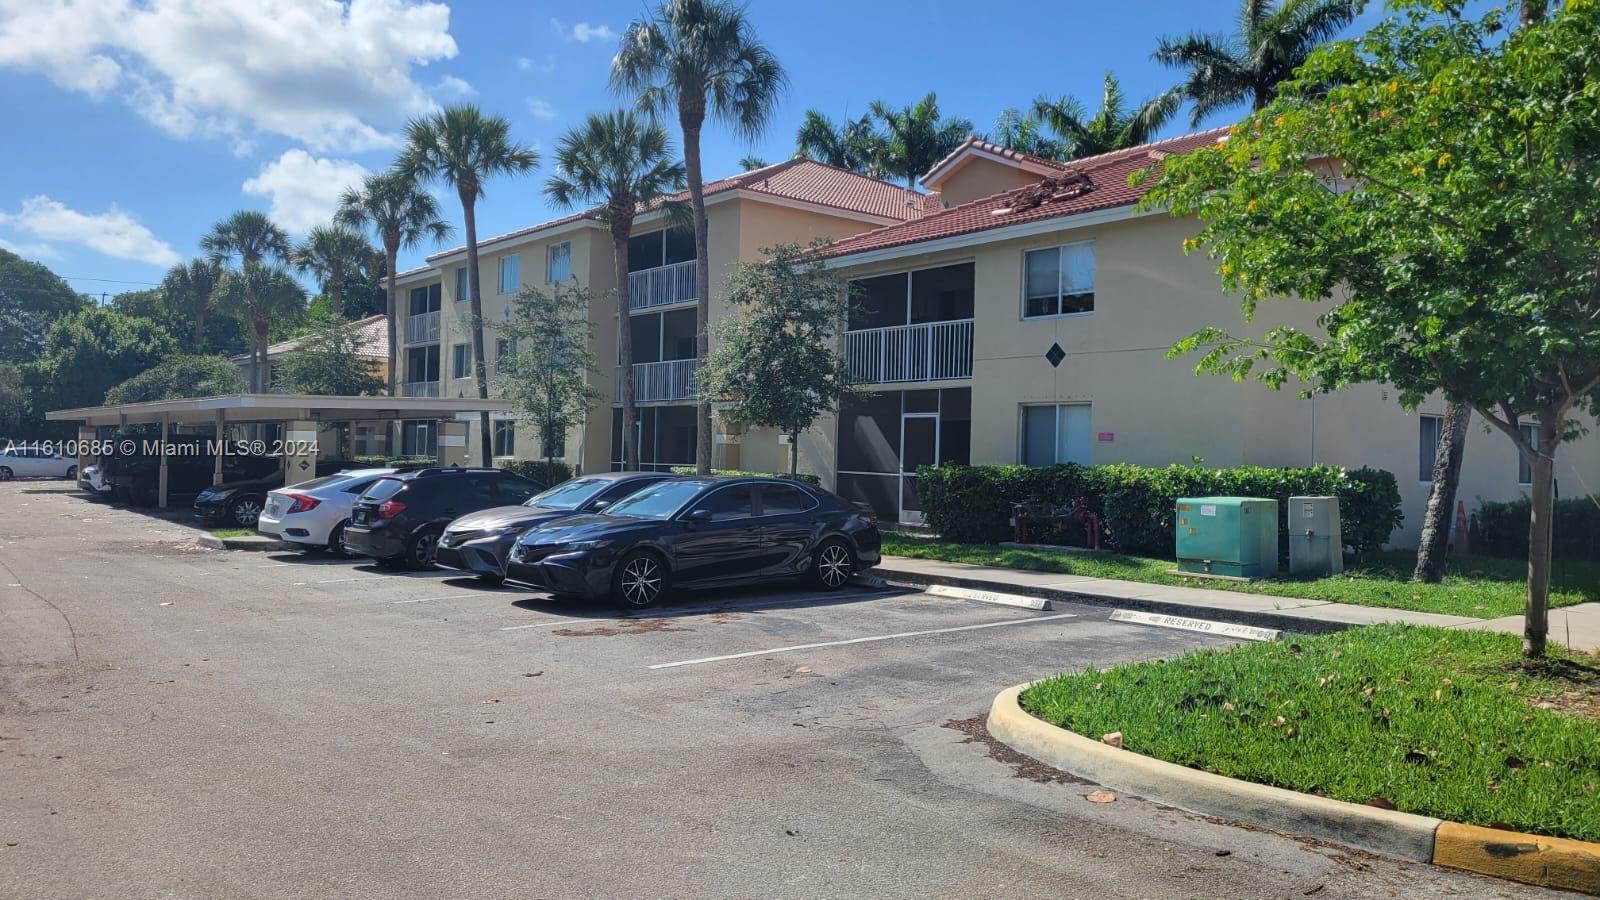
[1288, 495, 1344, 576]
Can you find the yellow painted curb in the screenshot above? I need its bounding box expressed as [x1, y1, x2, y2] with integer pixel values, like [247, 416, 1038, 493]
[1433, 822, 1600, 895]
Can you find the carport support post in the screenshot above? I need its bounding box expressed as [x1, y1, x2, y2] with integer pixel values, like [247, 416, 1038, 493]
[438, 421, 469, 467]
[213, 410, 226, 486]
[284, 419, 318, 486]
[157, 413, 170, 509]
[76, 426, 95, 477]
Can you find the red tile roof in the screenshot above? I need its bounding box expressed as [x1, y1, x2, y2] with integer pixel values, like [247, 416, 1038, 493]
[820, 129, 1231, 260]
[426, 160, 923, 262]
[233, 314, 389, 362]
[920, 136, 1073, 188]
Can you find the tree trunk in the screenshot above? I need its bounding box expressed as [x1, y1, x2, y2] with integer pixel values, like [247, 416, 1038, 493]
[1522, 413, 1561, 658]
[613, 221, 639, 471]
[331, 269, 346, 318]
[1413, 402, 1470, 583]
[384, 241, 399, 396]
[193, 308, 206, 351]
[254, 320, 271, 392]
[461, 194, 493, 468]
[789, 431, 799, 476]
[681, 114, 713, 475]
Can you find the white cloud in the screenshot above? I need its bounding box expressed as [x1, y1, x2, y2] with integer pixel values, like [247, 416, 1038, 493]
[526, 98, 557, 120]
[242, 150, 369, 235]
[0, 196, 178, 266]
[432, 74, 475, 98]
[517, 55, 556, 74]
[0, 0, 458, 153]
[550, 18, 617, 43]
[0, 237, 60, 260]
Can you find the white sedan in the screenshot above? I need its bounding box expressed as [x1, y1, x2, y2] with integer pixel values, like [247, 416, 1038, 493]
[0, 446, 76, 480]
[257, 468, 395, 552]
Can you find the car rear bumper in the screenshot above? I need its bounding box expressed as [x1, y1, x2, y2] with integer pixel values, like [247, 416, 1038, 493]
[504, 549, 609, 598]
[342, 525, 406, 560]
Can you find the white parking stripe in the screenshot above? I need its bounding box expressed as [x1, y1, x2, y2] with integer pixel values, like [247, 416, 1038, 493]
[392, 595, 478, 604]
[493, 590, 896, 633]
[291, 577, 369, 586]
[646, 612, 1079, 669]
[500, 619, 589, 631]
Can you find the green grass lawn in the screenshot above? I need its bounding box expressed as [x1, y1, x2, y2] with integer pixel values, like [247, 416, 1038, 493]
[1020, 625, 1600, 842]
[880, 533, 1598, 618]
[209, 527, 254, 538]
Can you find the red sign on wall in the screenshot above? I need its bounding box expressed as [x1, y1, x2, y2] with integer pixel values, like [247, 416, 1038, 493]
[1098, 432, 1115, 443]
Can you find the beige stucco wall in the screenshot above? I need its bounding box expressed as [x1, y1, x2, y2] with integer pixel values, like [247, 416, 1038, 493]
[929, 157, 1044, 208]
[817, 211, 1600, 548]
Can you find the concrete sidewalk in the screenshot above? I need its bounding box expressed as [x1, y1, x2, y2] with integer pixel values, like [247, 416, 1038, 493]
[876, 555, 1600, 651]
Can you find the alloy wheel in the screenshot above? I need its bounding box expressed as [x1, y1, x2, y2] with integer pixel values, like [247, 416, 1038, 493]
[231, 498, 263, 527]
[619, 555, 662, 607]
[412, 531, 440, 568]
[817, 543, 852, 589]
[0, 467, 11, 481]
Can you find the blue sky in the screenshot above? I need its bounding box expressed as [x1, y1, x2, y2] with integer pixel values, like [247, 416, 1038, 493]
[0, 0, 1384, 299]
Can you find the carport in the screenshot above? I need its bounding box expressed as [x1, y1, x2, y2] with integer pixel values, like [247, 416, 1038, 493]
[47, 393, 514, 508]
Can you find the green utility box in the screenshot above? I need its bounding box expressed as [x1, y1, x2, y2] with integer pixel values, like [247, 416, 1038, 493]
[1175, 497, 1279, 579]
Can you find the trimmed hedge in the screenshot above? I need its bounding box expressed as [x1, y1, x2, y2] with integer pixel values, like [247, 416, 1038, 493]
[916, 463, 1402, 558]
[352, 455, 439, 469]
[497, 459, 573, 486]
[669, 466, 822, 486]
[1470, 496, 1600, 561]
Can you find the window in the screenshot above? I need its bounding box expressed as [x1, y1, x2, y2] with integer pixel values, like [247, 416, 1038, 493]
[408, 283, 441, 316]
[1419, 414, 1443, 483]
[760, 484, 815, 516]
[498, 255, 520, 294]
[626, 227, 696, 272]
[1023, 242, 1095, 318]
[452, 344, 472, 380]
[692, 484, 754, 521]
[406, 345, 440, 382]
[847, 263, 974, 331]
[493, 420, 515, 457]
[1518, 423, 1538, 486]
[496, 338, 514, 365]
[498, 476, 538, 504]
[547, 242, 571, 283]
[401, 420, 437, 458]
[1021, 404, 1092, 467]
[455, 266, 469, 301]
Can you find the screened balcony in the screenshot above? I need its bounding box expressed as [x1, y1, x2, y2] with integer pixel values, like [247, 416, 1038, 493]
[844, 262, 975, 384]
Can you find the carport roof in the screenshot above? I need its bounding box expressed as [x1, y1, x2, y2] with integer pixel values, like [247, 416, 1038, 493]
[47, 393, 514, 426]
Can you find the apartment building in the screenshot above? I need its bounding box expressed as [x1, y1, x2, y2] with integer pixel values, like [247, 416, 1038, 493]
[389, 159, 922, 473]
[797, 133, 1600, 546]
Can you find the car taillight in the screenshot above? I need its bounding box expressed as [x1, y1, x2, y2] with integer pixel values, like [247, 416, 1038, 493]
[284, 492, 320, 514]
[377, 500, 406, 519]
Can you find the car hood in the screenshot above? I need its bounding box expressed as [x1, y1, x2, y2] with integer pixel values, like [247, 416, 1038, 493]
[446, 505, 573, 532]
[202, 476, 282, 495]
[517, 513, 659, 546]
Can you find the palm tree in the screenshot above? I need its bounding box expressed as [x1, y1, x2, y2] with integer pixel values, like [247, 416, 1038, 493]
[613, 0, 788, 475]
[1154, 0, 1358, 126]
[293, 225, 376, 318]
[546, 110, 687, 472]
[200, 210, 290, 268]
[868, 93, 973, 191]
[161, 258, 222, 350]
[793, 109, 882, 173]
[738, 155, 768, 171]
[214, 262, 306, 392]
[335, 171, 452, 396]
[398, 105, 539, 466]
[988, 108, 1060, 160]
[1032, 73, 1181, 160]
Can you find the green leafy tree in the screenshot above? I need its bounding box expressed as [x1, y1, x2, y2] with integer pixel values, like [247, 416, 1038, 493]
[159, 258, 227, 351]
[293, 225, 376, 318]
[1154, 0, 1358, 125]
[1032, 72, 1180, 160]
[273, 316, 386, 396]
[738, 155, 768, 170]
[699, 242, 851, 475]
[0, 248, 85, 363]
[399, 104, 540, 466]
[201, 209, 290, 267]
[868, 93, 973, 191]
[988, 108, 1060, 159]
[1140, 1, 1600, 657]
[793, 109, 883, 173]
[336, 171, 452, 395]
[213, 262, 306, 392]
[0, 362, 25, 434]
[495, 283, 600, 473]
[545, 109, 687, 471]
[613, 0, 789, 474]
[104, 354, 246, 405]
[25, 308, 176, 416]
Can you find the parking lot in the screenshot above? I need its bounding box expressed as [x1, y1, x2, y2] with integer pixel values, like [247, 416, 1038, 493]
[0, 481, 1536, 898]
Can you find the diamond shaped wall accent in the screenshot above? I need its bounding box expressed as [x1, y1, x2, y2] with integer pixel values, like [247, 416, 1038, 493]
[1045, 343, 1066, 368]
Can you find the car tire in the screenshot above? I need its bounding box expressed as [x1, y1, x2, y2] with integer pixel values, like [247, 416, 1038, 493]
[228, 495, 264, 528]
[808, 538, 855, 591]
[326, 520, 350, 556]
[64, 465, 77, 480]
[406, 528, 442, 570]
[0, 466, 11, 481]
[612, 550, 667, 610]
[476, 573, 505, 586]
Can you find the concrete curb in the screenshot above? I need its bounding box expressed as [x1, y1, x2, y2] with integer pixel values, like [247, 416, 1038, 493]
[883, 569, 1349, 635]
[987, 683, 1600, 894]
[194, 534, 292, 552]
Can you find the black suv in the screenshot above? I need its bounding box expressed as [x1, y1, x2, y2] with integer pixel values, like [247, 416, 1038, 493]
[342, 467, 543, 569]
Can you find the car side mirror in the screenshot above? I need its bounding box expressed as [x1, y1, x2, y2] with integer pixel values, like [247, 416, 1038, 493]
[590, 499, 610, 510]
[684, 508, 712, 527]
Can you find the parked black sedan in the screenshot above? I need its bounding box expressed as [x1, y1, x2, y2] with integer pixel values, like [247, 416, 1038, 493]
[504, 476, 880, 608]
[193, 459, 358, 527]
[435, 472, 675, 584]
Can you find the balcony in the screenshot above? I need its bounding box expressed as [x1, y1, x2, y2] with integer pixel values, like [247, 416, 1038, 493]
[628, 259, 696, 311]
[406, 310, 440, 344]
[614, 359, 697, 403]
[844, 319, 974, 384]
[402, 380, 440, 397]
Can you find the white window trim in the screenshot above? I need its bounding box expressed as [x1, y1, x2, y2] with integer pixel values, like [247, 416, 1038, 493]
[1018, 402, 1093, 467]
[1021, 239, 1096, 321]
[547, 241, 572, 284]
[498, 255, 520, 295]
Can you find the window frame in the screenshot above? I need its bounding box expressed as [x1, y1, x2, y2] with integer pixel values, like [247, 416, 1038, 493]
[1018, 402, 1093, 467]
[1021, 239, 1096, 321]
[846, 260, 976, 332]
[1518, 422, 1538, 487]
[451, 343, 472, 380]
[497, 255, 520, 295]
[454, 266, 468, 302]
[493, 419, 516, 458]
[546, 241, 571, 284]
[1418, 414, 1443, 484]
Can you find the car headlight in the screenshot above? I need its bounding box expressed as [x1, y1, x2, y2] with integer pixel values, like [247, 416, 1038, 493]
[487, 524, 527, 537]
[564, 539, 612, 551]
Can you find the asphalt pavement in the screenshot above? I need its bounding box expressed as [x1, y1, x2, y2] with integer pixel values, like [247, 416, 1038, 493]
[0, 481, 1542, 898]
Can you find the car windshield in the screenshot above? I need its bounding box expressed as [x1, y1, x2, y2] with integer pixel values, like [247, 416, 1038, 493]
[362, 478, 405, 501]
[290, 474, 347, 492]
[525, 477, 609, 510]
[602, 479, 710, 520]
